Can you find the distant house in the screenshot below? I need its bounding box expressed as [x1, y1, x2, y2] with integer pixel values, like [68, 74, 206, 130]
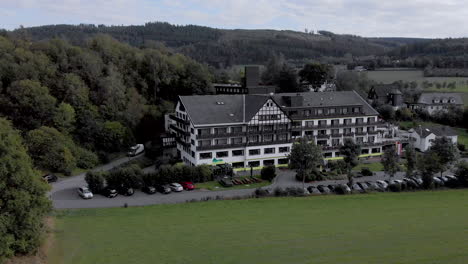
[368, 84, 404, 109]
[409, 125, 457, 152]
[407, 92, 463, 115]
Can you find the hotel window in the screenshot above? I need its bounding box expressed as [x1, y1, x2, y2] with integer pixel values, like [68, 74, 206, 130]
[342, 108, 348, 114]
[318, 120, 327, 127]
[331, 119, 340, 126]
[305, 121, 314, 127]
[344, 118, 352, 125]
[214, 127, 227, 135]
[278, 158, 289, 165]
[278, 124, 288, 130]
[356, 118, 364, 124]
[279, 147, 290, 153]
[332, 139, 340, 146]
[232, 150, 244, 156]
[249, 149, 260, 156]
[344, 128, 352, 134]
[232, 137, 243, 144]
[356, 137, 364, 143]
[231, 126, 243, 133]
[332, 129, 339, 135]
[278, 134, 288, 141]
[198, 128, 211, 135]
[264, 148, 275, 154]
[368, 117, 376, 123]
[368, 126, 375, 132]
[319, 130, 327, 135]
[248, 135, 259, 143]
[263, 134, 274, 142]
[191, 139, 195, 145]
[215, 138, 228, 145]
[330, 108, 336, 114]
[198, 140, 211, 146]
[191, 128, 194, 134]
[305, 130, 313, 136]
[216, 151, 228, 158]
[248, 161, 260, 167]
[353, 107, 360, 113]
[263, 125, 274, 131]
[199, 152, 212, 159]
[317, 109, 323, 115]
[317, 140, 327, 146]
[369, 136, 375, 143]
[249, 126, 259, 132]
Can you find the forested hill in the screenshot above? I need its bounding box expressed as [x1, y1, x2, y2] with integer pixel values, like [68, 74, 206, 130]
[10, 22, 426, 68]
[0, 33, 212, 175]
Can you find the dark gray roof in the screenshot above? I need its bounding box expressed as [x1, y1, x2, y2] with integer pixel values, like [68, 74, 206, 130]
[416, 93, 463, 105]
[413, 125, 457, 138]
[372, 84, 402, 97]
[272, 91, 379, 115]
[179, 95, 268, 125]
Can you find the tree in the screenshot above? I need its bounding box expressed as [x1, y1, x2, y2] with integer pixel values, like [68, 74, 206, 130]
[339, 139, 361, 185]
[98, 121, 132, 152]
[0, 118, 51, 262]
[289, 138, 323, 188]
[454, 161, 468, 187]
[85, 171, 106, 193]
[404, 145, 417, 177]
[53, 102, 76, 134]
[277, 63, 301, 93]
[417, 152, 442, 189]
[382, 146, 400, 178]
[261, 165, 277, 182]
[298, 63, 333, 91]
[376, 105, 395, 121]
[3, 80, 57, 130]
[428, 137, 459, 176]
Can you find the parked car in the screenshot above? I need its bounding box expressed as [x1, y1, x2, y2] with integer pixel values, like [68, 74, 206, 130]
[445, 175, 459, 188]
[411, 176, 423, 185]
[219, 177, 233, 187]
[42, 174, 58, 183]
[357, 182, 370, 191]
[127, 144, 145, 157]
[334, 184, 351, 195]
[156, 185, 171, 194]
[307, 186, 321, 195]
[77, 187, 93, 199]
[350, 183, 364, 193]
[142, 186, 157, 194]
[433, 177, 444, 187]
[403, 178, 419, 189]
[180, 182, 195, 190]
[102, 187, 118, 198]
[327, 185, 336, 192]
[317, 185, 331, 194]
[366, 181, 382, 191]
[118, 186, 135, 196]
[376, 180, 388, 189]
[169, 183, 183, 192]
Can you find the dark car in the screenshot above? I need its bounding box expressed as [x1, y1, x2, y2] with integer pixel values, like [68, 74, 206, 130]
[433, 177, 444, 187]
[327, 185, 336, 192]
[307, 186, 321, 195]
[317, 185, 331, 194]
[102, 187, 118, 198]
[366, 181, 383, 191]
[156, 185, 171, 194]
[42, 174, 58, 183]
[403, 178, 419, 189]
[118, 186, 135, 196]
[334, 184, 351, 195]
[142, 186, 157, 194]
[219, 177, 233, 187]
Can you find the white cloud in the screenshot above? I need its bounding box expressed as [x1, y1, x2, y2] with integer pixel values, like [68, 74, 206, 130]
[1, 0, 468, 37]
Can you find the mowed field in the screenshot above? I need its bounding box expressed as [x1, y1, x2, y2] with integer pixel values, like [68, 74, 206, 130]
[49, 190, 468, 264]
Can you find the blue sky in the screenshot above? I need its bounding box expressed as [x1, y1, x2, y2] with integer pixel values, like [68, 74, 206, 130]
[1, 0, 467, 38]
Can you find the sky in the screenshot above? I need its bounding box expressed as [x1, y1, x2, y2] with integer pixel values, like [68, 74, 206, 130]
[1, 0, 467, 38]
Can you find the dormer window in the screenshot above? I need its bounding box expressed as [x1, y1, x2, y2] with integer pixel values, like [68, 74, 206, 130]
[342, 108, 348, 114]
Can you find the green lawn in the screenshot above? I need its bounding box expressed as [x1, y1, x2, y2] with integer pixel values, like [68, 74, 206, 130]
[353, 162, 384, 172]
[50, 190, 468, 264]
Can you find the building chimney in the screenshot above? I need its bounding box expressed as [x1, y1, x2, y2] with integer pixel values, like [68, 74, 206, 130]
[244, 66, 260, 88]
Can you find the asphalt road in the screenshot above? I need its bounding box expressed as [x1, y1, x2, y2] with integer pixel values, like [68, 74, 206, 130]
[51, 161, 414, 209]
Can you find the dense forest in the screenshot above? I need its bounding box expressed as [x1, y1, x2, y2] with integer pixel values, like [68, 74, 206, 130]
[0, 33, 213, 175]
[8, 22, 427, 68]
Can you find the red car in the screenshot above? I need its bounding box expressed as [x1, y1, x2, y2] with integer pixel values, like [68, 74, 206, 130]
[180, 182, 195, 190]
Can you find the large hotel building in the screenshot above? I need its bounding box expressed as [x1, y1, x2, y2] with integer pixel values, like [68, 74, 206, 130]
[169, 91, 385, 168]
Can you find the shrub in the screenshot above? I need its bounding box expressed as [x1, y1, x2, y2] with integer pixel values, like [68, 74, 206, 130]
[254, 188, 270, 197]
[75, 147, 99, 169]
[421, 174, 435, 189]
[361, 167, 373, 176]
[261, 165, 276, 182]
[334, 184, 348, 195]
[273, 187, 287, 197]
[85, 171, 106, 193]
[295, 169, 323, 182]
[457, 143, 466, 152]
[285, 187, 305, 196]
[455, 161, 468, 187]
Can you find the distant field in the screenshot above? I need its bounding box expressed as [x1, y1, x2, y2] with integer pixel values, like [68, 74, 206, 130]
[50, 190, 468, 264]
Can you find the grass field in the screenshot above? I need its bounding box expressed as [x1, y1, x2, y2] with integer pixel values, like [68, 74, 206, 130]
[195, 177, 269, 190]
[50, 190, 468, 264]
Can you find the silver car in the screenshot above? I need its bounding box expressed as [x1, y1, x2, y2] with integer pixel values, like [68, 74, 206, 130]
[78, 187, 93, 199]
[169, 183, 183, 192]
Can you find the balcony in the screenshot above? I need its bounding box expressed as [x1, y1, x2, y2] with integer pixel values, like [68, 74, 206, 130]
[343, 132, 355, 137]
[331, 133, 343, 138]
[247, 139, 294, 146]
[368, 130, 379, 135]
[169, 114, 190, 125]
[175, 137, 190, 147]
[355, 131, 367, 136]
[169, 124, 190, 136]
[197, 131, 246, 139]
[317, 134, 330, 139]
[196, 143, 246, 151]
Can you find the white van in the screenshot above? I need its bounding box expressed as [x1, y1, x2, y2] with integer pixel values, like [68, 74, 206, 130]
[127, 144, 145, 157]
